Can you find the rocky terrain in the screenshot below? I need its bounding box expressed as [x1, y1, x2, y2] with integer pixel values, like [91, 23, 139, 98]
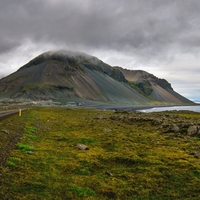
[115, 67, 192, 103]
[111, 110, 200, 140]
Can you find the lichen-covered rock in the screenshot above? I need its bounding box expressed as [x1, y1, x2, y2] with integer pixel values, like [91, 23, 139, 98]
[151, 119, 163, 125]
[165, 124, 180, 133]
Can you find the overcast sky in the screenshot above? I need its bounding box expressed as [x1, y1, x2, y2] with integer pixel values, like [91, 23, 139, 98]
[0, 0, 200, 101]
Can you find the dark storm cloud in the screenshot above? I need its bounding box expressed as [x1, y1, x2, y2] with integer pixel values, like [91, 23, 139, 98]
[0, 0, 200, 99]
[0, 39, 20, 54]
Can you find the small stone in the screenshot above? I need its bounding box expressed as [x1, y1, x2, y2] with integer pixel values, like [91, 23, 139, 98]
[2, 129, 9, 134]
[76, 144, 89, 150]
[106, 171, 113, 176]
[27, 151, 34, 155]
[103, 128, 112, 133]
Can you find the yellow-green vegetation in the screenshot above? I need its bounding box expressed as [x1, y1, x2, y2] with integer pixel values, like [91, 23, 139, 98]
[0, 108, 200, 199]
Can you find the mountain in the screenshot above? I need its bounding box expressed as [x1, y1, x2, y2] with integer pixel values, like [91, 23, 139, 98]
[0, 50, 150, 104]
[0, 50, 192, 105]
[115, 67, 192, 104]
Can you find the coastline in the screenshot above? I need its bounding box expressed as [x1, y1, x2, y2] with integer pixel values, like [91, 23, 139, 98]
[80, 101, 197, 112]
[0, 98, 197, 113]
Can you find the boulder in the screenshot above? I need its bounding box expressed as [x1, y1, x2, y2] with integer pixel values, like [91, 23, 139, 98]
[187, 126, 199, 136]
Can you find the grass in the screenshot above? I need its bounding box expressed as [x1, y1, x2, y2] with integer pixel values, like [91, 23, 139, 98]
[69, 184, 96, 198]
[5, 161, 16, 167]
[0, 107, 200, 199]
[5, 157, 21, 167]
[10, 157, 21, 162]
[17, 143, 35, 151]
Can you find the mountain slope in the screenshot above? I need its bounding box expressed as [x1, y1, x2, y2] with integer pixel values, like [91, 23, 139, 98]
[0, 51, 150, 104]
[115, 67, 192, 104]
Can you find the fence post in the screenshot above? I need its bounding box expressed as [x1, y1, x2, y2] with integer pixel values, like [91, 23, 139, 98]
[19, 109, 22, 117]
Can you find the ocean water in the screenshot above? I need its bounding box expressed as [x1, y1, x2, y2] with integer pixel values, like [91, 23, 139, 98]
[137, 105, 200, 113]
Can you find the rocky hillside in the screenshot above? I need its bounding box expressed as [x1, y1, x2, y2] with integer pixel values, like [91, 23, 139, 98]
[0, 50, 192, 104]
[115, 67, 192, 104]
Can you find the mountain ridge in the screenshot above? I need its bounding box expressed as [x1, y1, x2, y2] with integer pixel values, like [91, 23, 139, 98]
[115, 67, 192, 104]
[0, 50, 193, 105]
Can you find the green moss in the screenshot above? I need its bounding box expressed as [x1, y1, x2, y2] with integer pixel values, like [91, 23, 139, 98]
[0, 108, 200, 199]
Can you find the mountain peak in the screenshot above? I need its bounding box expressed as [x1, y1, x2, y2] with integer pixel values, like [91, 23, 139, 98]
[18, 50, 102, 71]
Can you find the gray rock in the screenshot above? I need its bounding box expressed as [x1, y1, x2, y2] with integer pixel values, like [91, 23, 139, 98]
[106, 171, 113, 176]
[2, 129, 9, 134]
[76, 144, 89, 150]
[103, 128, 112, 133]
[27, 151, 34, 155]
[187, 126, 199, 136]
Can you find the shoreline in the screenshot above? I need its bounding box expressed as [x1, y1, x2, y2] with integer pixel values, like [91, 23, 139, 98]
[0, 99, 198, 113]
[82, 102, 197, 112]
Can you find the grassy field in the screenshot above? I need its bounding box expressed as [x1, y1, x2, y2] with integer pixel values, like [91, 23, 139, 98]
[0, 107, 200, 199]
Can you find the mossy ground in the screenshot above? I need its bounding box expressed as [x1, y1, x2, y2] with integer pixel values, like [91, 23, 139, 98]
[0, 108, 200, 199]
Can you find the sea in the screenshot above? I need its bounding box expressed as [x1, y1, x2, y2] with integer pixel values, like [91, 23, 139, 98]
[137, 105, 200, 113]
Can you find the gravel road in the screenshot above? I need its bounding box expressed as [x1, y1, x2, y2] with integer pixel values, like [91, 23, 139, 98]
[0, 109, 26, 121]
